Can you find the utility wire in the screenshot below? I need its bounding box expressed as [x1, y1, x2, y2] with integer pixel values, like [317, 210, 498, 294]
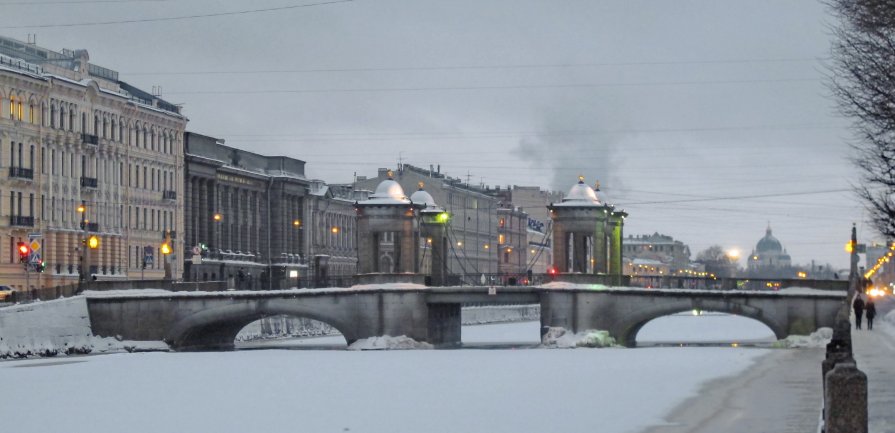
[0, 0, 353, 29]
[166, 77, 819, 95]
[1, 0, 166, 4]
[124, 57, 830, 76]
[617, 189, 852, 206]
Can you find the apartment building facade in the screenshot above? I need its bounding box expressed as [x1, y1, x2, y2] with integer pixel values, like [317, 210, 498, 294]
[0, 36, 186, 290]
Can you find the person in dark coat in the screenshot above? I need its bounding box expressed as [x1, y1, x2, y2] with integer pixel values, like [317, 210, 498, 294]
[866, 299, 877, 330]
[853, 295, 865, 329]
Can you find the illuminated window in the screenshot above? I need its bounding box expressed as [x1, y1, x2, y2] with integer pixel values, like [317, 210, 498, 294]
[29, 104, 35, 124]
[499, 218, 506, 228]
[498, 234, 505, 245]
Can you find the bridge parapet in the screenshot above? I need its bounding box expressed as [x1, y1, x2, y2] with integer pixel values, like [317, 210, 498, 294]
[538, 287, 847, 347]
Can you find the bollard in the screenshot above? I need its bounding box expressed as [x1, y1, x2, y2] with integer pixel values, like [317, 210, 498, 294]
[824, 361, 868, 433]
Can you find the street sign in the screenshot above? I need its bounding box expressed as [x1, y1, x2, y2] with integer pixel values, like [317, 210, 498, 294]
[29, 252, 41, 264]
[144, 245, 155, 265]
[28, 232, 42, 239]
[192, 254, 202, 265]
[29, 240, 40, 252]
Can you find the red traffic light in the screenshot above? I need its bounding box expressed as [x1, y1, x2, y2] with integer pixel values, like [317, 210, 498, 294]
[547, 266, 557, 275]
[16, 242, 30, 262]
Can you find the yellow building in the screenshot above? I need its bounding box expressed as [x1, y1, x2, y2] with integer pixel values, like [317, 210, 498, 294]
[0, 36, 187, 291]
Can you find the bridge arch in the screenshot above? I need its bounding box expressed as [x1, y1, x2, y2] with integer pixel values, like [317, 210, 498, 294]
[165, 302, 358, 351]
[617, 299, 787, 347]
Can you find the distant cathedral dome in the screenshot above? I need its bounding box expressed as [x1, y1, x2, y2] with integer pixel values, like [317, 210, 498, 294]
[756, 226, 783, 253]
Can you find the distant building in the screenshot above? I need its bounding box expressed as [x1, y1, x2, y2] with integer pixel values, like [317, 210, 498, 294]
[623, 233, 692, 273]
[489, 185, 560, 274]
[305, 180, 364, 286]
[746, 224, 794, 278]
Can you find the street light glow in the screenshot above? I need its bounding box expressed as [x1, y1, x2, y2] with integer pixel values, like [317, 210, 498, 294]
[213, 213, 223, 222]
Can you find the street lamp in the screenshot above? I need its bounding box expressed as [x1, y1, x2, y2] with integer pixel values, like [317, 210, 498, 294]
[213, 213, 223, 256]
[77, 200, 88, 285]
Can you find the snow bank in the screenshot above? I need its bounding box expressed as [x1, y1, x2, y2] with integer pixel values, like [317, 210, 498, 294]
[0, 296, 168, 358]
[541, 327, 617, 348]
[461, 305, 540, 325]
[350, 283, 427, 290]
[540, 281, 610, 290]
[347, 335, 433, 350]
[772, 327, 833, 348]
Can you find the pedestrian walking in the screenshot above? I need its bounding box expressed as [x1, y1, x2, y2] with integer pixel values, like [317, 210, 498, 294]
[866, 299, 877, 330]
[853, 294, 866, 329]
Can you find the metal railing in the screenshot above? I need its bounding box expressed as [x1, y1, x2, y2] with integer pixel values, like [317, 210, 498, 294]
[81, 133, 99, 145]
[8, 166, 33, 180]
[9, 215, 34, 227]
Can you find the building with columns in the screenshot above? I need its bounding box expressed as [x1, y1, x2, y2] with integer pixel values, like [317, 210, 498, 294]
[0, 35, 186, 291]
[183, 132, 311, 289]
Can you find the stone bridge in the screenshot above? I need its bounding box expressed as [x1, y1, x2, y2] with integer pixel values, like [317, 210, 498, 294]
[84, 286, 846, 350]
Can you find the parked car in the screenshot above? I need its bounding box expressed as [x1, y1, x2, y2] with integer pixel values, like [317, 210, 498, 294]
[0, 285, 15, 302]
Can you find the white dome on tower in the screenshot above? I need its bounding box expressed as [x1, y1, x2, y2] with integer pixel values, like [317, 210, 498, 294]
[410, 182, 436, 206]
[362, 170, 411, 205]
[553, 176, 603, 207]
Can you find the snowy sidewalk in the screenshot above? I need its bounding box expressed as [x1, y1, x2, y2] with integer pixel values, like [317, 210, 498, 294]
[852, 297, 895, 433]
[640, 347, 824, 433]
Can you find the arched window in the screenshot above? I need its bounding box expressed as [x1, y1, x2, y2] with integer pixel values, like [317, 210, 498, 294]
[94, 115, 100, 135]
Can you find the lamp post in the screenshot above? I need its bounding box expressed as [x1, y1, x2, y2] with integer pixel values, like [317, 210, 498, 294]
[77, 200, 87, 287]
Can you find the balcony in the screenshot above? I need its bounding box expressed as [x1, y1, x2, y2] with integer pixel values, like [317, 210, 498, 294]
[82, 133, 99, 145]
[10, 215, 34, 227]
[163, 190, 177, 200]
[8, 166, 33, 180]
[80, 176, 98, 188]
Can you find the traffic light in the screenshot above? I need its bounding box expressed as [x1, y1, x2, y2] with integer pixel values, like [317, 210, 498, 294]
[161, 231, 172, 255]
[16, 242, 30, 263]
[36, 259, 46, 273]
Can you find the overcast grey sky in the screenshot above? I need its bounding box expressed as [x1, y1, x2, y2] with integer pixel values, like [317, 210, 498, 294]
[3, 0, 869, 270]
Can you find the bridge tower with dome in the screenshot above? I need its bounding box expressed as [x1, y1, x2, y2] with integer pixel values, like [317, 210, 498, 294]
[547, 177, 628, 285]
[355, 170, 427, 284]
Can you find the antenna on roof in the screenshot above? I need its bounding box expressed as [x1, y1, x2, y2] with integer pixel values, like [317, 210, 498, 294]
[27, 34, 37, 45]
[151, 86, 162, 98]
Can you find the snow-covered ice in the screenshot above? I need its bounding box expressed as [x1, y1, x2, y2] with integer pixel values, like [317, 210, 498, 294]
[0, 313, 800, 433]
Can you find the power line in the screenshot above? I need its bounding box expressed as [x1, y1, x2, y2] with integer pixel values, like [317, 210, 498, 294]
[617, 189, 852, 206]
[0, 0, 353, 29]
[123, 56, 830, 77]
[165, 77, 820, 96]
[0, 0, 166, 4]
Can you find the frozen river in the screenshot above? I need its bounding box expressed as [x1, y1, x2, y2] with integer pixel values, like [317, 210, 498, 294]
[2, 314, 796, 433]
